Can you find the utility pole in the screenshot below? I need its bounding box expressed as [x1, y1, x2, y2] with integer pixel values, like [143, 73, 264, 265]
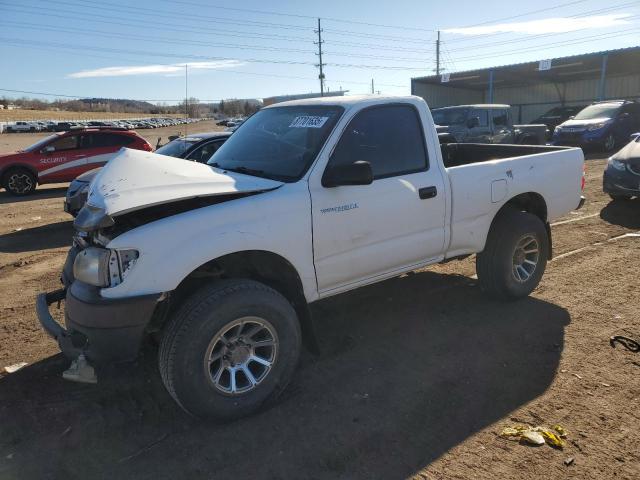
[314, 18, 325, 96]
[184, 64, 188, 137]
[371, 78, 374, 94]
[436, 30, 441, 76]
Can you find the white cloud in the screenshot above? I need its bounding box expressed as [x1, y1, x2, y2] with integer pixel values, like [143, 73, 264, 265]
[68, 60, 245, 78]
[443, 13, 632, 36]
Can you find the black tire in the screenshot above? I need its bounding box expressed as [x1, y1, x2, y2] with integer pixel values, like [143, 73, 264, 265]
[603, 133, 616, 152]
[476, 206, 549, 300]
[609, 193, 632, 201]
[159, 279, 301, 420]
[3, 168, 37, 196]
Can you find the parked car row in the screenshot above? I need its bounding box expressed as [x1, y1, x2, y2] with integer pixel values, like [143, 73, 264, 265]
[3, 117, 204, 133]
[431, 99, 640, 153]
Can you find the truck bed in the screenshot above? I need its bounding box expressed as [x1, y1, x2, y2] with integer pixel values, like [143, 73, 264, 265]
[441, 143, 569, 168]
[442, 144, 584, 259]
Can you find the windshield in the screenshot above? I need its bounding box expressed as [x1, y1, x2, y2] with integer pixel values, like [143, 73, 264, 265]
[431, 108, 469, 126]
[155, 137, 200, 157]
[24, 134, 58, 152]
[574, 104, 621, 120]
[208, 105, 343, 182]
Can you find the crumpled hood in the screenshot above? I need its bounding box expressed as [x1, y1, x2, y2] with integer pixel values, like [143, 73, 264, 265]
[559, 117, 611, 128]
[86, 148, 283, 216]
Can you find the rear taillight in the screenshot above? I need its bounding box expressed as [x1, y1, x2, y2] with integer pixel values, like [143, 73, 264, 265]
[581, 165, 586, 191]
[142, 143, 153, 152]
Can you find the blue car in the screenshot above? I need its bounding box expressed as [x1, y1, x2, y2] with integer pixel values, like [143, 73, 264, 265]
[552, 100, 640, 153]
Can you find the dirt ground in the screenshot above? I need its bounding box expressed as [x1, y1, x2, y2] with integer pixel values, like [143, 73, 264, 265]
[0, 135, 638, 479]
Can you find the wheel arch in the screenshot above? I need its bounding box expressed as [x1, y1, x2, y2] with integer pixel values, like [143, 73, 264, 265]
[490, 192, 552, 258]
[153, 250, 318, 353]
[0, 163, 39, 185]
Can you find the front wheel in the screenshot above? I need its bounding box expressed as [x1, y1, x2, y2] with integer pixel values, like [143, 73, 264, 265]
[159, 279, 301, 420]
[476, 207, 549, 300]
[603, 133, 616, 152]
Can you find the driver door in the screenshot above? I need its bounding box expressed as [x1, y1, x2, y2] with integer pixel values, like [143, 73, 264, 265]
[309, 104, 447, 294]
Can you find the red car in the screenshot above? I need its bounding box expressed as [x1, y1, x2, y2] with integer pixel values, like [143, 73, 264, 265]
[0, 128, 153, 195]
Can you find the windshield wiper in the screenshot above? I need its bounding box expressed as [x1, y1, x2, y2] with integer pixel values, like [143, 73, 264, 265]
[210, 163, 267, 178]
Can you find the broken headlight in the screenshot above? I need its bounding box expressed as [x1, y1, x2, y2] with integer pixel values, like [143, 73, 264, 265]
[73, 247, 139, 287]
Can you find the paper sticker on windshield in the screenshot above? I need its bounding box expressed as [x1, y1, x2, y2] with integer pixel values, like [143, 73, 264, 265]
[289, 116, 329, 128]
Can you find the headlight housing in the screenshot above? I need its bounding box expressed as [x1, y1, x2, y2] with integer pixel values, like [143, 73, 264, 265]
[73, 247, 139, 287]
[587, 121, 609, 131]
[608, 158, 626, 172]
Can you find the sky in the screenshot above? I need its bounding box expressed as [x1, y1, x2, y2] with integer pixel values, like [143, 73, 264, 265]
[0, 0, 638, 104]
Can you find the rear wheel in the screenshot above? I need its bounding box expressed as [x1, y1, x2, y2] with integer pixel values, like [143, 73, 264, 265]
[3, 168, 37, 196]
[476, 206, 549, 300]
[159, 279, 301, 420]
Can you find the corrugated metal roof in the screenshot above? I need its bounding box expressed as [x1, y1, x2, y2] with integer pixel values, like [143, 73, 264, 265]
[412, 46, 640, 85]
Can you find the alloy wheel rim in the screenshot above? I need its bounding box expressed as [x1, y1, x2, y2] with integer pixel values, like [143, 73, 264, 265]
[605, 135, 615, 151]
[204, 316, 278, 395]
[512, 234, 540, 283]
[8, 173, 33, 194]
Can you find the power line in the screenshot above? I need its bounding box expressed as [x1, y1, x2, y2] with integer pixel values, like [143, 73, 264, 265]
[0, 22, 434, 64]
[456, 0, 590, 28]
[444, 1, 639, 44]
[154, 0, 437, 32]
[21, 0, 312, 31]
[0, 37, 431, 71]
[445, 12, 640, 52]
[450, 28, 640, 63]
[1, 5, 313, 43]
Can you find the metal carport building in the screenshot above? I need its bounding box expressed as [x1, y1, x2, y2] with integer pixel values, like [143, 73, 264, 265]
[411, 46, 640, 123]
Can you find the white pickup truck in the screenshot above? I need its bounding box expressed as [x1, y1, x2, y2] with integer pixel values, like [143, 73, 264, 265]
[37, 95, 585, 419]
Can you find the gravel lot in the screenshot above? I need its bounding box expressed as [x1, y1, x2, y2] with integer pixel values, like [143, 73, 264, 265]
[0, 132, 638, 479]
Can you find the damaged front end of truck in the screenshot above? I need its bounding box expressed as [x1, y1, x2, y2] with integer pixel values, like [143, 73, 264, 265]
[35, 148, 283, 382]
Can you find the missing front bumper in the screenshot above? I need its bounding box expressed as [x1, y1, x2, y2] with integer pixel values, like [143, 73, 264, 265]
[36, 283, 161, 364]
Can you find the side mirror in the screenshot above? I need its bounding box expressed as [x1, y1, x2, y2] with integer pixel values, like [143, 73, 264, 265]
[467, 116, 480, 128]
[322, 160, 373, 188]
[630, 132, 640, 142]
[41, 145, 55, 154]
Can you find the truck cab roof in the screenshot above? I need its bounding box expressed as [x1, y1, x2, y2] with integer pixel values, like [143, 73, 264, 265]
[265, 94, 425, 109]
[433, 104, 511, 110]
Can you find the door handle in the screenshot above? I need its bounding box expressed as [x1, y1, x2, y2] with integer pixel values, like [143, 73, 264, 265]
[418, 186, 437, 200]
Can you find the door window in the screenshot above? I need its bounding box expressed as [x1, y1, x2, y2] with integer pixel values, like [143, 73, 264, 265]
[491, 110, 508, 127]
[475, 110, 488, 127]
[89, 133, 135, 148]
[328, 104, 429, 179]
[50, 135, 79, 151]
